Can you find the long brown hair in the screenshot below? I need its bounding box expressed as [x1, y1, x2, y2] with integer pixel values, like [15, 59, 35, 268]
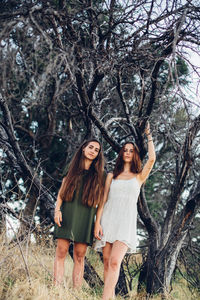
[59, 138, 105, 207]
[113, 142, 142, 179]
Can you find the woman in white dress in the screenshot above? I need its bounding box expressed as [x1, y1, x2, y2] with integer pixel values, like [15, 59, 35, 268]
[94, 122, 156, 300]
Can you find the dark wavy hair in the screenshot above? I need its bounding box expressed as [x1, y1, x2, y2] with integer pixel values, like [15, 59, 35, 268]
[113, 142, 142, 179]
[59, 138, 105, 207]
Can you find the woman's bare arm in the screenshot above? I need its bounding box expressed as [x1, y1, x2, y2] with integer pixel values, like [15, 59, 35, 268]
[138, 122, 156, 184]
[54, 184, 64, 227]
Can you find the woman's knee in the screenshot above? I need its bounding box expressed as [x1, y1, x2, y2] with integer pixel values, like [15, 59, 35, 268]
[103, 257, 110, 272]
[56, 240, 69, 259]
[73, 244, 87, 264]
[74, 250, 86, 264]
[109, 256, 120, 272]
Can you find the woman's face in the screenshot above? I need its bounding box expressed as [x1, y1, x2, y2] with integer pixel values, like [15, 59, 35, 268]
[123, 143, 134, 163]
[83, 141, 100, 161]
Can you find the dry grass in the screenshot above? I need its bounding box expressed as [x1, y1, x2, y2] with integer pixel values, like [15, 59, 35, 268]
[0, 234, 198, 300]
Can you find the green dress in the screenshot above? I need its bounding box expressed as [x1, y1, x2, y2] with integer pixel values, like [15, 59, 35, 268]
[54, 170, 98, 245]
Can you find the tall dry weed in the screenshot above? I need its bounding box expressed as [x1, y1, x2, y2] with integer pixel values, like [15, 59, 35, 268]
[0, 233, 198, 300]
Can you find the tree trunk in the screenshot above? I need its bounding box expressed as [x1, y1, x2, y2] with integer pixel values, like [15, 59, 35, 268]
[0, 200, 6, 237]
[17, 191, 37, 241]
[139, 195, 199, 295]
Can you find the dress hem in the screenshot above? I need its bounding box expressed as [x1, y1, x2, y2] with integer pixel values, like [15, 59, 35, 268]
[94, 238, 138, 254]
[54, 235, 92, 246]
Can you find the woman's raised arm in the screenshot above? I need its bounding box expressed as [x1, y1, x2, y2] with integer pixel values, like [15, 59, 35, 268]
[138, 122, 156, 184]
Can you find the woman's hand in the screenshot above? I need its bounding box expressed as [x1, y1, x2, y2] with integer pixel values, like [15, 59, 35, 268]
[54, 210, 62, 227]
[94, 222, 103, 240]
[145, 121, 151, 136]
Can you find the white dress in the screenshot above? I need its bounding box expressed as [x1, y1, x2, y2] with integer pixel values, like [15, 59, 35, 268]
[94, 176, 141, 253]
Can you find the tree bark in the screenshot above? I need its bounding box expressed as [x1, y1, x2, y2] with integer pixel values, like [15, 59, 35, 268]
[17, 192, 37, 241]
[0, 198, 6, 238]
[139, 181, 200, 295]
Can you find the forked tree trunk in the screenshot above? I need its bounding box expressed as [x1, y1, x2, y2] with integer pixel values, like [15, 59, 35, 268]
[138, 196, 198, 295]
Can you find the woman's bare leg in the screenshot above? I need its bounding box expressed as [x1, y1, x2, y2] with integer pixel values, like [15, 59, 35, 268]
[103, 242, 116, 298]
[102, 243, 113, 290]
[73, 242, 88, 289]
[54, 238, 70, 285]
[102, 241, 128, 300]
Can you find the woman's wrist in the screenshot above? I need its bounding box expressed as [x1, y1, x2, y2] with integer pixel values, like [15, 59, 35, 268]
[146, 132, 153, 142]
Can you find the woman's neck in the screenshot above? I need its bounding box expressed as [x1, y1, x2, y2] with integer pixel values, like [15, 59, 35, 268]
[123, 163, 131, 173]
[84, 159, 92, 170]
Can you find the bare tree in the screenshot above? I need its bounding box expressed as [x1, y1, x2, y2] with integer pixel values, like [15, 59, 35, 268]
[0, 0, 200, 296]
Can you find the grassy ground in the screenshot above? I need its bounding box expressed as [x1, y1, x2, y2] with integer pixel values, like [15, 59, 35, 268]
[0, 235, 198, 300]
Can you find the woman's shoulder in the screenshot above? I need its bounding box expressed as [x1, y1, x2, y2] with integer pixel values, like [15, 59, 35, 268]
[103, 172, 113, 188]
[106, 172, 113, 181]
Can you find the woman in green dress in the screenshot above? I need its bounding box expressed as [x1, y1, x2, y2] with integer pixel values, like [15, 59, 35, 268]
[54, 138, 105, 288]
